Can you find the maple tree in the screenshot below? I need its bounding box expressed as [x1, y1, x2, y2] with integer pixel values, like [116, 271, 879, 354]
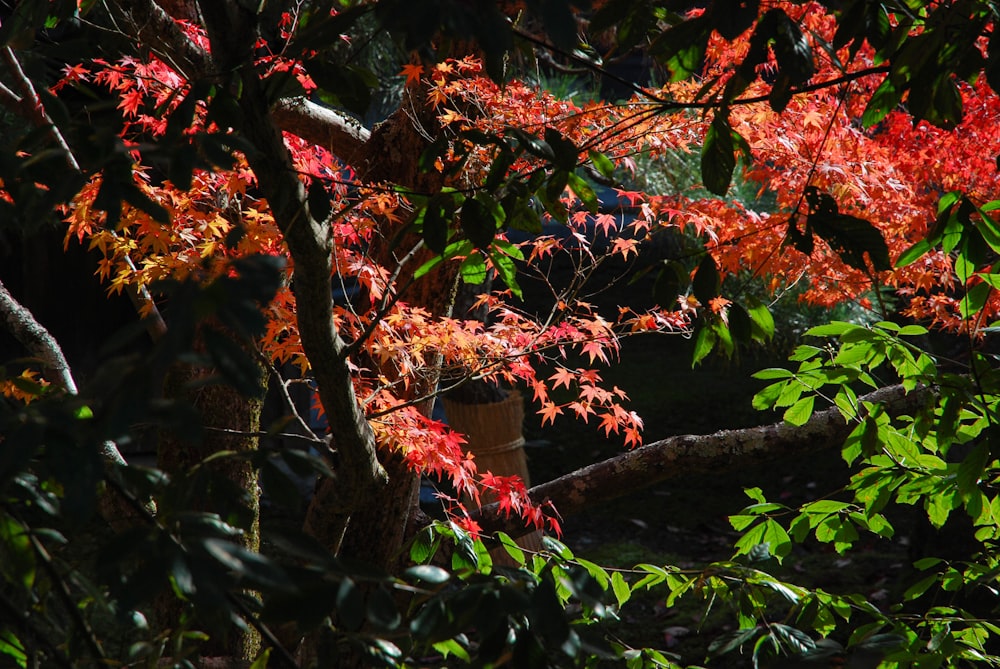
[3, 0, 1000, 667]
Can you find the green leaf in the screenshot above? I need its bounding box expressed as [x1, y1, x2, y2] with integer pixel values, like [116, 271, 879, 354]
[545, 127, 580, 171]
[805, 187, 891, 272]
[404, 564, 450, 584]
[904, 574, 938, 601]
[460, 252, 488, 285]
[752, 382, 783, 410]
[201, 538, 294, 592]
[490, 250, 522, 299]
[0, 517, 34, 589]
[497, 532, 525, 566]
[862, 75, 904, 128]
[649, 15, 711, 81]
[709, 626, 762, 656]
[746, 297, 775, 341]
[926, 490, 956, 529]
[728, 303, 753, 343]
[692, 325, 716, 366]
[701, 111, 736, 195]
[895, 239, 931, 267]
[611, 571, 631, 607]
[249, 649, 271, 669]
[588, 149, 615, 179]
[367, 584, 401, 631]
[805, 321, 855, 337]
[507, 127, 555, 162]
[960, 281, 991, 319]
[419, 198, 451, 255]
[414, 239, 473, 279]
[337, 577, 364, 631]
[566, 171, 598, 214]
[957, 443, 989, 501]
[0, 629, 27, 669]
[461, 196, 498, 249]
[753, 368, 794, 380]
[768, 9, 814, 85]
[432, 639, 471, 662]
[692, 254, 720, 305]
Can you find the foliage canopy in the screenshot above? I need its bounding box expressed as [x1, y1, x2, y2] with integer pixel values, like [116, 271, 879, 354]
[2, 0, 1000, 667]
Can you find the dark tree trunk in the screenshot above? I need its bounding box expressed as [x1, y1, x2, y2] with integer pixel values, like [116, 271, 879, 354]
[157, 342, 266, 662]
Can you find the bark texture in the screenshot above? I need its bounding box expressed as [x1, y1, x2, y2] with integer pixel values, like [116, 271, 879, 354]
[196, 0, 388, 557]
[157, 345, 266, 662]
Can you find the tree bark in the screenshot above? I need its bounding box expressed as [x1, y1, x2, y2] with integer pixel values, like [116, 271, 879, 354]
[473, 383, 933, 539]
[157, 336, 266, 662]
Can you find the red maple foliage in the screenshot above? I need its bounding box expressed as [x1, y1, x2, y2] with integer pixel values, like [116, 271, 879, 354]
[40, 2, 1000, 533]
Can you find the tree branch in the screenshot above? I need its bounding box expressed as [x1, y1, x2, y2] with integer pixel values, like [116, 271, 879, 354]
[272, 97, 371, 162]
[473, 383, 931, 539]
[106, 0, 371, 164]
[0, 278, 128, 468]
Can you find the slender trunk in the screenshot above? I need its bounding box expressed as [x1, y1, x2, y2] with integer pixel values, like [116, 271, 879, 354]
[305, 86, 458, 568]
[157, 336, 266, 662]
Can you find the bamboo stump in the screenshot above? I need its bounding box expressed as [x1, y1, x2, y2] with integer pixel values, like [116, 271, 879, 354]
[442, 391, 544, 564]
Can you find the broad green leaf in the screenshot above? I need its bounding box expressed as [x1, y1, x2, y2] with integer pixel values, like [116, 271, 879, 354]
[959, 281, 991, 318]
[566, 171, 598, 214]
[0, 629, 26, 669]
[496, 532, 526, 566]
[895, 239, 931, 267]
[701, 111, 736, 195]
[611, 571, 631, 607]
[545, 127, 580, 171]
[692, 325, 716, 366]
[903, 574, 941, 602]
[752, 382, 783, 410]
[460, 252, 488, 285]
[862, 75, 903, 128]
[461, 197, 497, 249]
[588, 149, 615, 179]
[489, 250, 522, 299]
[337, 578, 364, 631]
[366, 584, 401, 631]
[804, 321, 855, 337]
[728, 303, 753, 343]
[753, 367, 794, 380]
[404, 564, 450, 584]
[249, 649, 272, 669]
[201, 538, 294, 592]
[0, 516, 34, 589]
[432, 639, 471, 662]
[709, 626, 762, 656]
[692, 255, 720, 305]
[746, 297, 775, 341]
[926, 490, 956, 529]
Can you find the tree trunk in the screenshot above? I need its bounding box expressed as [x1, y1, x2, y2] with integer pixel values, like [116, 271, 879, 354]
[304, 85, 459, 569]
[157, 344, 265, 662]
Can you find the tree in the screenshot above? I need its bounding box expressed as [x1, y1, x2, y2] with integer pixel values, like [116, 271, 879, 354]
[3, 1, 1000, 667]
